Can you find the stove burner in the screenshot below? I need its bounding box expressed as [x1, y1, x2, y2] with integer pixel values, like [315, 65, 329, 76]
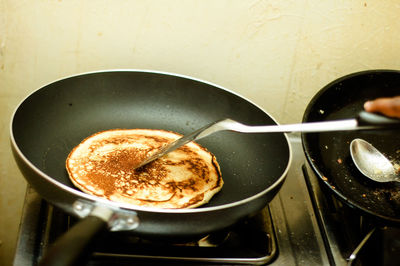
[14, 187, 277, 265]
[89, 207, 276, 264]
[303, 164, 400, 266]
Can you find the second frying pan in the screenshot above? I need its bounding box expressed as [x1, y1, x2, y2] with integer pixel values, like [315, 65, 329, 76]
[302, 70, 400, 224]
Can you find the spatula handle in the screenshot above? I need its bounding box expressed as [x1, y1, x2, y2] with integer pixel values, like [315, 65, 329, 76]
[357, 111, 400, 128]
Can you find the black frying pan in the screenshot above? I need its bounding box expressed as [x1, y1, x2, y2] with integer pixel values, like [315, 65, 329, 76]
[10, 70, 291, 265]
[302, 70, 400, 225]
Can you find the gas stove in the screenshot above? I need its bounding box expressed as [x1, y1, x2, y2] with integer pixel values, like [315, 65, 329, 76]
[12, 136, 400, 265]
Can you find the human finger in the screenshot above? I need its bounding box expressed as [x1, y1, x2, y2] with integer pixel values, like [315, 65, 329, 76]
[364, 96, 400, 119]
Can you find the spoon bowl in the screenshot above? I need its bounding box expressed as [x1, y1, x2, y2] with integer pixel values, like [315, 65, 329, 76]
[350, 138, 400, 183]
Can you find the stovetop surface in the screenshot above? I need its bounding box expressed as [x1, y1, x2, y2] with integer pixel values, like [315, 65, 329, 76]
[13, 136, 330, 265]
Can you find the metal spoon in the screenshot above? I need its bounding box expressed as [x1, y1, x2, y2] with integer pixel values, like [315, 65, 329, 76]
[350, 138, 400, 183]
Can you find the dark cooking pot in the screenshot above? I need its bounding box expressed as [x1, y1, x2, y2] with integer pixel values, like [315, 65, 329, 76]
[302, 69, 400, 225]
[10, 70, 291, 265]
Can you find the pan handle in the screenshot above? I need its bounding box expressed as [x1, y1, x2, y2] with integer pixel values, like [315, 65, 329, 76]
[39, 206, 113, 266]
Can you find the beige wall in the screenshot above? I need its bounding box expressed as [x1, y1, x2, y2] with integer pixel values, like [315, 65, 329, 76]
[1, 1, 400, 265]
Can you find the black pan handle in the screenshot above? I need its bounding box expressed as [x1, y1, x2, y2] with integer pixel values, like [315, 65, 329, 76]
[357, 111, 400, 128]
[39, 213, 109, 266]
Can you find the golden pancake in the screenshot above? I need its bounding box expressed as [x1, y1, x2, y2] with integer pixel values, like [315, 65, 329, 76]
[66, 129, 223, 209]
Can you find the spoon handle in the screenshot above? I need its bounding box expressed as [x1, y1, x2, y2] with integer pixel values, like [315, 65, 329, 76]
[357, 111, 400, 128]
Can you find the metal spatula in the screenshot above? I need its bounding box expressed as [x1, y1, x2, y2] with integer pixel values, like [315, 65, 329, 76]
[134, 111, 400, 169]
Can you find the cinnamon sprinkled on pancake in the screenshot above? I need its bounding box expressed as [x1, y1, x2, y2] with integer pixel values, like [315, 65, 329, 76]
[66, 129, 223, 209]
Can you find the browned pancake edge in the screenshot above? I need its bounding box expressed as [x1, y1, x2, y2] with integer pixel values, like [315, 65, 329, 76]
[66, 128, 223, 209]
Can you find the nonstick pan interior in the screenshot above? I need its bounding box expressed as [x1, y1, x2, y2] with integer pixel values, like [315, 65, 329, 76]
[12, 70, 290, 209]
[302, 70, 400, 224]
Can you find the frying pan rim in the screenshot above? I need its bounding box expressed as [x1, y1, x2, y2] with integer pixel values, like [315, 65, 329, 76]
[10, 68, 293, 214]
[301, 68, 400, 223]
